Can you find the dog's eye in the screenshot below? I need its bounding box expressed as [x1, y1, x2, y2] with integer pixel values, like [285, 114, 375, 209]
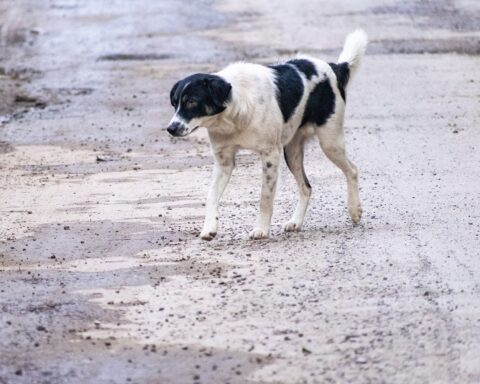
[185, 99, 197, 108]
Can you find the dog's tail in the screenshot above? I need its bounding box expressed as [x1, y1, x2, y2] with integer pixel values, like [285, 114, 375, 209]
[337, 29, 368, 79]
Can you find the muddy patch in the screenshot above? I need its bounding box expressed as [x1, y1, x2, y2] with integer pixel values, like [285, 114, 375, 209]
[11, 151, 211, 175]
[0, 216, 248, 382]
[372, 0, 480, 32]
[98, 53, 173, 61]
[1, 66, 42, 81]
[0, 141, 14, 153]
[273, 37, 480, 57]
[14, 94, 47, 108]
[0, 338, 273, 384]
[0, 67, 50, 123]
[370, 37, 480, 55]
[0, 216, 259, 384]
[44, 86, 94, 97]
[0, 220, 190, 265]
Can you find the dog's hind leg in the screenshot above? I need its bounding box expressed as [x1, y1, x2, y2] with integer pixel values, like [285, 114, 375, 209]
[200, 147, 236, 240]
[249, 148, 281, 239]
[283, 131, 312, 232]
[317, 122, 362, 224]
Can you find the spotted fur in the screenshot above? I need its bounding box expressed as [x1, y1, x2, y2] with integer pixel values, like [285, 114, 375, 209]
[167, 29, 368, 240]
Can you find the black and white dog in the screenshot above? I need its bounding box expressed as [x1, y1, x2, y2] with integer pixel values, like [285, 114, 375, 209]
[167, 30, 368, 240]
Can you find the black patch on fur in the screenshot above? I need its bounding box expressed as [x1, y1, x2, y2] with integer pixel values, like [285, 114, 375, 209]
[287, 59, 318, 80]
[283, 149, 290, 169]
[170, 80, 182, 107]
[268, 64, 304, 122]
[169, 73, 231, 122]
[300, 79, 336, 127]
[328, 62, 350, 101]
[303, 171, 311, 189]
[266, 161, 272, 168]
[283, 148, 311, 189]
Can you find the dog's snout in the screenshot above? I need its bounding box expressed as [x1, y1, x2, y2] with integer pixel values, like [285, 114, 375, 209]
[167, 122, 182, 136]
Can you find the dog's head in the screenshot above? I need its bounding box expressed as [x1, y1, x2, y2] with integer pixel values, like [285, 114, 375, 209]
[167, 73, 232, 137]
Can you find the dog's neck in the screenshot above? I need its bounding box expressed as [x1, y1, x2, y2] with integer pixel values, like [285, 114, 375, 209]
[201, 104, 242, 135]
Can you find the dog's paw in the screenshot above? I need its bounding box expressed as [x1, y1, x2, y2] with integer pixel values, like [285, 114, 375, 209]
[200, 230, 217, 241]
[249, 228, 269, 240]
[283, 221, 301, 232]
[349, 204, 363, 224]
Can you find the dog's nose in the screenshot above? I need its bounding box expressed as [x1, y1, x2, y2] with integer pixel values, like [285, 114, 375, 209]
[167, 122, 181, 136]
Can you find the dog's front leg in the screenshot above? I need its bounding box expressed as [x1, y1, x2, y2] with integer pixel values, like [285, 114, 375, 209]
[249, 148, 281, 240]
[200, 148, 236, 241]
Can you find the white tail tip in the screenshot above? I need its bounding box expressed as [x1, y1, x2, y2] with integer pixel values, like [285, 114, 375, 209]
[338, 29, 368, 75]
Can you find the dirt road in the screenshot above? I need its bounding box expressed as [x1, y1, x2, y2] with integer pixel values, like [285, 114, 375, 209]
[1, 0, 479, 383]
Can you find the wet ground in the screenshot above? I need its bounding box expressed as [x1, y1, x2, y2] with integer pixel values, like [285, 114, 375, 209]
[1, 0, 480, 383]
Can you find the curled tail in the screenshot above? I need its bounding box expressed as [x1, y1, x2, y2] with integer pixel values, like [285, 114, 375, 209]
[337, 29, 368, 78]
[329, 29, 368, 101]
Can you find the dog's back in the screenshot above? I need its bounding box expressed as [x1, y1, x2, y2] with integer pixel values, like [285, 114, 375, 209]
[214, 29, 368, 147]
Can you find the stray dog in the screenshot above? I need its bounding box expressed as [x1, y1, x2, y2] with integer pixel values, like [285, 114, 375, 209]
[167, 30, 368, 240]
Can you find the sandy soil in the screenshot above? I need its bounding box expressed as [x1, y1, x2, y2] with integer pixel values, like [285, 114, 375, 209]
[1, 0, 480, 383]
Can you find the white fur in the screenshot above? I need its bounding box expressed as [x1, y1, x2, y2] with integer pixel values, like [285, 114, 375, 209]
[338, 29, 368, 76]
[172, 30, 368, 240]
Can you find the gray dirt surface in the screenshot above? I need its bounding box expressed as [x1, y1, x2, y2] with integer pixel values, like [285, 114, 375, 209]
[1, 0, 479, 383]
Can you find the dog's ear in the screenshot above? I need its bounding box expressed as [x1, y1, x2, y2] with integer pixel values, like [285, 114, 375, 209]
[207, 78, 232, 108]
[170, 80, 182, 107]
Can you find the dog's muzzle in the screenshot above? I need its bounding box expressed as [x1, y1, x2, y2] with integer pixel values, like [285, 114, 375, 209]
[167, 121, 184, 137]
[167, 120, 199, 137]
